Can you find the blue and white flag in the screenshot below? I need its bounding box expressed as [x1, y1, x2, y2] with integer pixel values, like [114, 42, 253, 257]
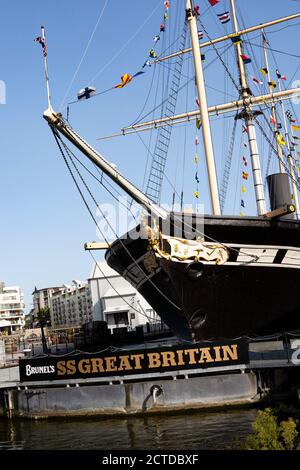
[77, 86, 96, 101]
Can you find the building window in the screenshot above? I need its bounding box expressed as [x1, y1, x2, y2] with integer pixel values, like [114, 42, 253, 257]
[113, 312, 128, 325]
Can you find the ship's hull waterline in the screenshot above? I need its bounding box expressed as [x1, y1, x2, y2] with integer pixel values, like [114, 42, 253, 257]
[106, 214, 300, 342]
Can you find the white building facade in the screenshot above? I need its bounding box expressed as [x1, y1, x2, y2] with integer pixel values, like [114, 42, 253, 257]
[32, 286, 64, 323]
[88, 262, 160, 332]
[50, 281, 92, 329]
[0, 282, 25, 334]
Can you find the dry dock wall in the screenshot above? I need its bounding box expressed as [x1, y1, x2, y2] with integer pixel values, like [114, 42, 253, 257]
[6, 372, 257, 418]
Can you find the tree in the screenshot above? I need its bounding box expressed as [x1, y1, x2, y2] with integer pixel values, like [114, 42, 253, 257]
[37, 308, 51, 326]
[245, 408, 298, 450]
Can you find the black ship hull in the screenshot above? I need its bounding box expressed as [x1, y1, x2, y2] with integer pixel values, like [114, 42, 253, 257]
[106, 214, 300, 342]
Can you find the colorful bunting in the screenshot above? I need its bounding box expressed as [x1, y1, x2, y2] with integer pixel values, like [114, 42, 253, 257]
[198, 31, 204, 40]
[270, 115, 276, 125]
[142, 60, 151, 68]
[277, 133, 286, 146]
[242, 125, 248, 134]
[149, 48, 157, 58]
[217, 11, 230, 24]
[208, 0, 220, 6]
[260, 67, 268, 75]
[196, 117, 202, 129]
[114, 73, 132, 89]
[240, 54, 251, 64]
[268, 80, 276, 90]
[194, 122, 200, 200]
[292, 125, 300, 131]
[34, 36, 47, 57]
[240, 133, 249, 216]
[276, 69, 287, 81]
[252, 76, 263, 85]
[194, 5, 200, 16]
[132, 71, 145, 78]
[69, 0, 171, 104]
[77, 86, 96, 100]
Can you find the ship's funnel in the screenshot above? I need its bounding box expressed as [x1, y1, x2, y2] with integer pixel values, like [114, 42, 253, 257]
[267, 173, 293, 219]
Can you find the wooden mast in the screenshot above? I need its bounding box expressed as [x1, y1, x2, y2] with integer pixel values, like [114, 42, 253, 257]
[230, 0, 266, 215]
[185, 0, 221, 215]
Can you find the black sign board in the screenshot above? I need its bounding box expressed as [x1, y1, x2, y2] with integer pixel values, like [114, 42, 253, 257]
[19, 340, 249, 383]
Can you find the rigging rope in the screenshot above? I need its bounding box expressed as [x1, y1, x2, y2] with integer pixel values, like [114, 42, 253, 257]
[87, 1, 162, 87]
[53, 124, 262, 275]
[59, 0, 109, 111]
[197, 15, 300, 196]
[220, 116, 238, 213]
[51, 127, 183, 311]
[146, 19, 188, 205]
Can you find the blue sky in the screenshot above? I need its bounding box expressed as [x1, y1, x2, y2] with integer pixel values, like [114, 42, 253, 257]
[1, 0, 300, 311]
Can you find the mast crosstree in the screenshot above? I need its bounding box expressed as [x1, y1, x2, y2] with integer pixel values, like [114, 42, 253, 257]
[42, 3, 300, 219]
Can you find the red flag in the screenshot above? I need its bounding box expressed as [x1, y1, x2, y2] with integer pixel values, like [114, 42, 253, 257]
[240, 54, 251, 64]
[252, 76, 262, 85]
[208, 0, 220, 6]
[270, 116, 276, 125]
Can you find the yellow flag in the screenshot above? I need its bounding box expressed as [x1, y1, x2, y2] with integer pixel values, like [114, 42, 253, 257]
[240, 212, 245, 217]
[196, 117, 202, 129]
[194, 152, 199, 164]
[194, 191, 199, 199]
[115, 73, 132, 88]
[292, 125, 300, 131]
[262, 98, 270, 108]
[268, 80, 276, 90]
[260, 67, 268, 75]
[277, 133, 286, 146]
[241, 185, 246, 193]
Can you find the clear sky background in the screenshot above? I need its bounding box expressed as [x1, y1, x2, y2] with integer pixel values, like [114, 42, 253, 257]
[1, 0, 300, 312]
